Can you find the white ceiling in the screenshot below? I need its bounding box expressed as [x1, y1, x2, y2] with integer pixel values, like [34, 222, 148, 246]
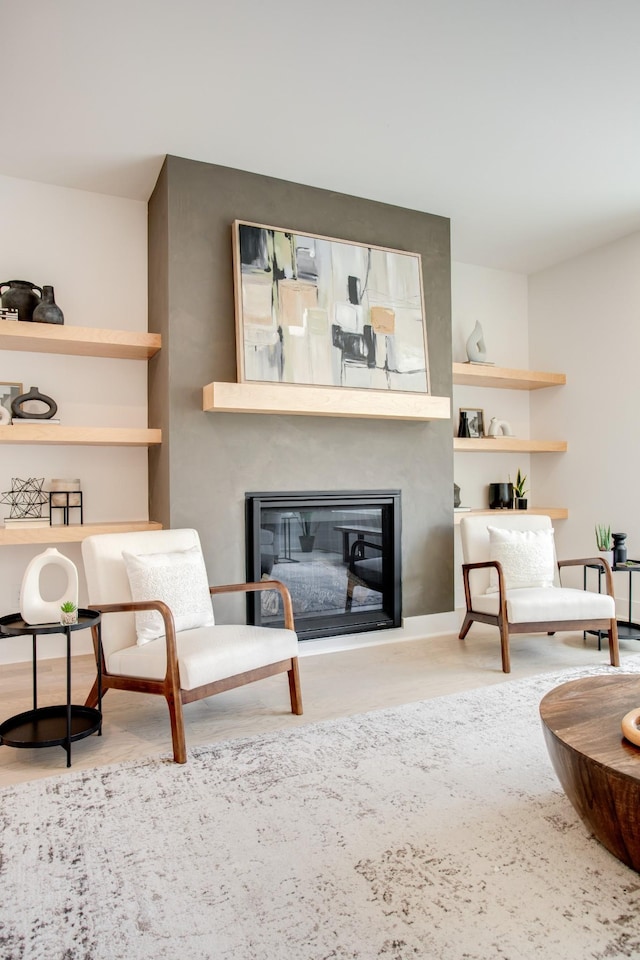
[3, 0, 640, 274]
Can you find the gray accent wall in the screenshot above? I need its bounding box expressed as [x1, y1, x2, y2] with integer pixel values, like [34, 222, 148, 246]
[148, 156, 453, 626]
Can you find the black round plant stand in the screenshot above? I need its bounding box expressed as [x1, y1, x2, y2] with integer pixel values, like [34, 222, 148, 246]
[0, 609, 102, 767]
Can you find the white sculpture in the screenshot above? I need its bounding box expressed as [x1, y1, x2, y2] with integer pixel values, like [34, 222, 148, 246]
[20, 547, 79, 625]
[465, 321, 488, 363]
[488, 418, 514, 437]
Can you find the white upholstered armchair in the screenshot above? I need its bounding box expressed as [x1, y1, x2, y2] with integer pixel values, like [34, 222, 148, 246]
[459, 514, 620, 673]
[81, 528, 302, 762]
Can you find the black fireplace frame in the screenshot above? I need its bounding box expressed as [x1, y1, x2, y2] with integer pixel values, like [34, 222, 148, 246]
[245, 490, 402, 641]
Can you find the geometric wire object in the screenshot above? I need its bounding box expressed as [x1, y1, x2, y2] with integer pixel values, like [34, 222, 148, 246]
[0, 477, 48, 519]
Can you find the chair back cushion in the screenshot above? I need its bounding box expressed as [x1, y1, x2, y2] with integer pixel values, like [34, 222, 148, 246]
[82, 529, 209, 656]
[123, 545, 214, 644]
[460, 514, 559, 594]
[485, 526, 556, 592]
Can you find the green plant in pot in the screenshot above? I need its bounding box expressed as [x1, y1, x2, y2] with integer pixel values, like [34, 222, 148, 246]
[60, 600, 78, 625]
[296, 511, 316, 553]
[595, 523, 613, 555]
[512, 468, 528, 510]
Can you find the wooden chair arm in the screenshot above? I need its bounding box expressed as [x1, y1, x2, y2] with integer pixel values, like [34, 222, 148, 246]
[208, 579, 295, 631]
[88, 599, 180, 686]
[461, 560, 506, 608]
[557, 557, 615, 596]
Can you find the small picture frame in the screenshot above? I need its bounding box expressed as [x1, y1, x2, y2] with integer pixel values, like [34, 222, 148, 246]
[459, 407, 485, 438]
[0, 382, 22, 419]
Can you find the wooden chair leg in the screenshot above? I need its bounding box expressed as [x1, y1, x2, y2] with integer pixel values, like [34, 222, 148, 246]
[345, 579, 354, 612]
[499, 620, 511, 674]
[84, 678, 100, 709]
[288, 657, 303, 715]
[165, 691, 187, 763]
[459, 613, 473, 640]
[608, 619, 620, 667]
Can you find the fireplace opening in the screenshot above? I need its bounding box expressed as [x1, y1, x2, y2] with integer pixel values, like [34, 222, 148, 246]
[245, 490, 401, 641]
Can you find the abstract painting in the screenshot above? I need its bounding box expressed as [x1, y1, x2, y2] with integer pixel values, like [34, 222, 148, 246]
[233, 221, 430, 393]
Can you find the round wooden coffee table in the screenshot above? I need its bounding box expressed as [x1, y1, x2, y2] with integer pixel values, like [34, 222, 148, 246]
[540, 673, 640, 872]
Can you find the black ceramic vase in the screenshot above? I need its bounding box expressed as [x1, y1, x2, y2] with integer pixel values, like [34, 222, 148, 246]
[613, 533, 628, 566]
[32, 285, 64, 325]
[0, 280, 42, 320]
[489, 482, 514, 509]
[11, 385, 58, 420]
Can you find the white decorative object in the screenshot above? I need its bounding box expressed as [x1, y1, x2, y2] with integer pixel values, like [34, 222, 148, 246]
[487, 417, 514, 437]
[20, 548, 79, 625]
[621, 707, 640, 747]
[123, 546, 214, 645]
[465, 320, 488, 363]
[486, 526, 556, 593]
[0, 405, 9, 425]
[50, 478, 82, 507]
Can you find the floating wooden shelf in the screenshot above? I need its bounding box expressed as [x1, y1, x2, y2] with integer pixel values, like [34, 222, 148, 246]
[0, 318, 161, 360]
[454, 437, 567, 453]
[203, 381, 450, 421]
[452, 362, 566, 390]
[0, 425, 161, 446]
[454, 507, 568, 524]
[0, 521, 163, 546]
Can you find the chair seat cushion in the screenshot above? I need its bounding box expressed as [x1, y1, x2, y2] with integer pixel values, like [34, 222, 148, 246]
[469, 586, 615, 623]
[351, 557, 383, 590]
[107, 623, 298, 690]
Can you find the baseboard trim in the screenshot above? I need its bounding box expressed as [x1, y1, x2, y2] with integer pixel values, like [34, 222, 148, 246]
[299, 611, 459, 658]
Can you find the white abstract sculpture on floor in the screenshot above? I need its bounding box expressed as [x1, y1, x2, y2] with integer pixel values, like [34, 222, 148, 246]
[465, 321, 488, 363]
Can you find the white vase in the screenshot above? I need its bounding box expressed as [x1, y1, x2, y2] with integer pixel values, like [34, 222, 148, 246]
[599, 550, 614, 570]
[20, 547, 79, 625]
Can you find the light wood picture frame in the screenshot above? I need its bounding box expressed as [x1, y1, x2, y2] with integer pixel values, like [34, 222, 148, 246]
[460, 407, 485, 438]
[0, 382, 22, 421]
[232, 220, 430, 394]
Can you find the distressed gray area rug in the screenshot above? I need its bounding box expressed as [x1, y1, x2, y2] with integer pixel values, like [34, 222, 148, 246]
[3, 659, 640, 960]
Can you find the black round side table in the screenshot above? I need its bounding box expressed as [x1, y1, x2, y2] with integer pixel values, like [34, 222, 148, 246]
[0, 609, 102, 767]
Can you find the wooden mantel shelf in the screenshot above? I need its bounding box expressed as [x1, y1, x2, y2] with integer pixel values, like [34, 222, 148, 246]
[202, 381, 450, 421]
[0, 521, 163, 546]
[452, 362, 566, 390]
[454, 437, 567, 453]
[0, 318, 161, 360]
[0, 425, 161, 446]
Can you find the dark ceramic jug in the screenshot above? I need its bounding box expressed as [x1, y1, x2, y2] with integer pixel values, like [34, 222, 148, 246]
[0, 280, 43, 321]
[32, 285, 64, 325]
[11, 385, 58, 420]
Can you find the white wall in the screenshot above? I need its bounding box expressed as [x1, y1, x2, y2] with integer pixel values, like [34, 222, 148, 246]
[0, 175, 148, 661]
[529, 230, 640, 616]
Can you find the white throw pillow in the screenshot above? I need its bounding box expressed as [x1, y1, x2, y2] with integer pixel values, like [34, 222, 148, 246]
[486, 526, 556, 594]
[123, 546, 214, 645]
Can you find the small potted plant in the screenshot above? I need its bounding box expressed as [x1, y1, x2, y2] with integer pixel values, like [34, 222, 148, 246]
[60, 600, 78, 625]
[595, 524, 614, 568]
[296, 511, 316, 552]
[512, 468, 528, 510]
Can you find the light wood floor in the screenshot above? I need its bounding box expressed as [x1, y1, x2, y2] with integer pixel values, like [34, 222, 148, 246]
[0, 625, 630, 787]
